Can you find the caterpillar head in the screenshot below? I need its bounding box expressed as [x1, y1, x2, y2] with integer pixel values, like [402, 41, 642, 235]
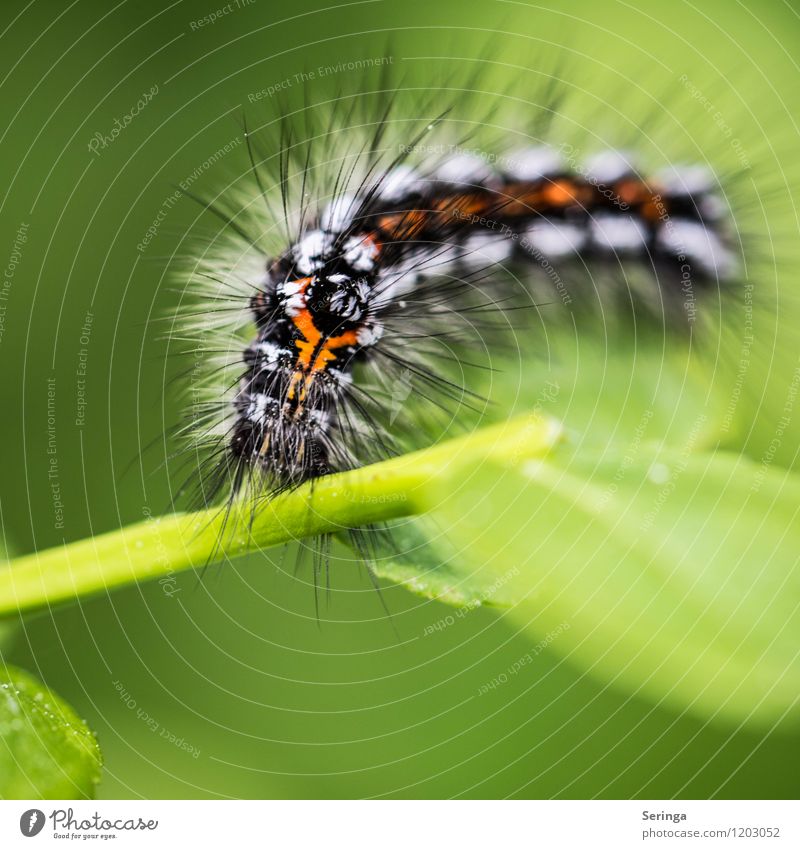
[231, 230, 386, 491]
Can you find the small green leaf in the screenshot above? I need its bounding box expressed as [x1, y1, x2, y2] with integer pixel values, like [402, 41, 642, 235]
[424, 439, 800, 727]
[365, 518, 501, 608]
[0, 665, 102, 799]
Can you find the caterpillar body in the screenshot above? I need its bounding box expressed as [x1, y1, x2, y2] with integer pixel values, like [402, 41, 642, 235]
[175, 79, 747, 534]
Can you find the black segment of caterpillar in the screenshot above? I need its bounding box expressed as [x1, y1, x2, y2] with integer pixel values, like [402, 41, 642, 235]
[221, 141, 736, 499]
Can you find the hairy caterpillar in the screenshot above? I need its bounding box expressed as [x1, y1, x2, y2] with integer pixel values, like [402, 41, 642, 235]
[169, 61, 758, 552]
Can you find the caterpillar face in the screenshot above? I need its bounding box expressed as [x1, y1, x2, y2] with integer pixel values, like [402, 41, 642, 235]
[306, 273, 372, 333]
[232, 234, 385, 488]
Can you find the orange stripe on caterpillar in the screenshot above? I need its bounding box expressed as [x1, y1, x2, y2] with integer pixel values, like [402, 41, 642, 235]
[372, 176, 671, 243]
[285, 278, 359, 404]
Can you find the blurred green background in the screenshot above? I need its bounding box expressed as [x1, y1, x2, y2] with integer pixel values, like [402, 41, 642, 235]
[1, 0, 799, 798]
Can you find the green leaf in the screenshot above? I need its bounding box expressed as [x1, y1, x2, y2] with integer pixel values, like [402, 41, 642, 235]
[0, 665, 102, 799]
[361, 518, 504, 608]
[2, 406, 797, 729]
[423, 438, 800, 728]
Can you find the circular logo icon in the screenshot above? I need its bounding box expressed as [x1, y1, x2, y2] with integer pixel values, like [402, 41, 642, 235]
[19, 810, 46, 837]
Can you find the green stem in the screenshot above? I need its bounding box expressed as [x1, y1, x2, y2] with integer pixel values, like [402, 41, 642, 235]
[0, 415, 562, 617]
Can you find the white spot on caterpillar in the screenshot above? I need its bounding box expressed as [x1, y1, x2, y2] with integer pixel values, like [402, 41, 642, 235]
[343, 234, 379, 271]
[698, 194, 728, 221]
[417, 244, 462, 276]
[357, 321, 383, 346]
[654, 164, 714, 197]
[375, 165, 421, 201]
[584, 150, 636, 184]
[523, 220, 587, 257]
[504, 146, 563, 181]
[292, 230, 333, 274]
[460, 232, 514, 270]
[246, 393, 270, 425]
[434, 153, 495, 186]
[256, 341, 282, 369]
[280, 280, 304, 295]
[277, 278, 307, 316]
[653, 164, 731, 228]
[320, 194, 358, 232]
[590, 213, 648, 251]
[657, 219, 737, 277]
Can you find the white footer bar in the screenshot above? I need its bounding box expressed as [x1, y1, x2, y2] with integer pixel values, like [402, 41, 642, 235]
[1, 799, 796, 847]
